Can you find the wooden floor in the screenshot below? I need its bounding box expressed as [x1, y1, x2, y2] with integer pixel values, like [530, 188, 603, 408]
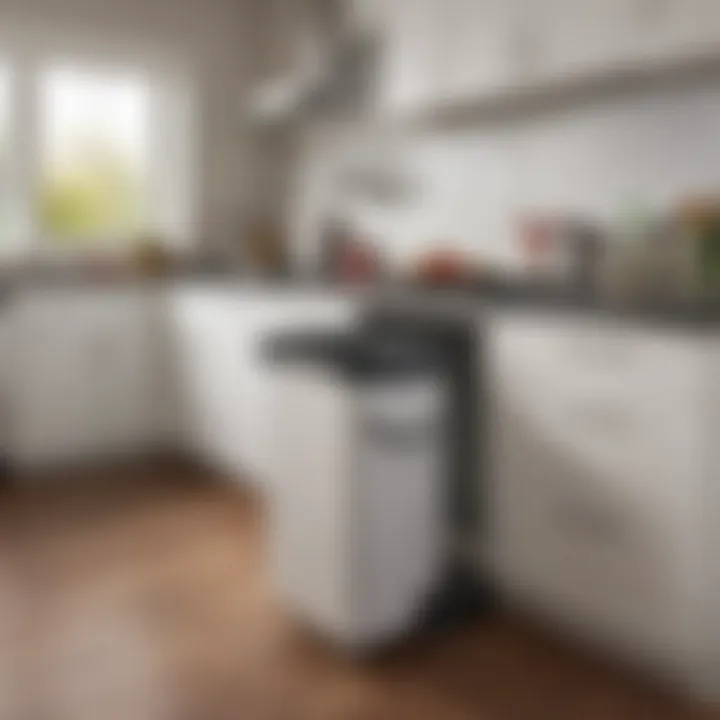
[0, 463, 715, 720]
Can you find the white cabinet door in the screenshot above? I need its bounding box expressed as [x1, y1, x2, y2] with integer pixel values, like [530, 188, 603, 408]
[86, 292, 159, 455]
[514, 0, 634, 84]
[486, 311, 707, 672]
[168, 291, 322, 483]
[232, 295, 275, 482]
[168, 288, 360, 487]
[377, 0, 720, 114]
[378, 0, 443, 116]
[624, 0, 720, 67]
[13, 290, 157, 467]
[13, 296, 87, 465]
[436, 0, 515, 104]
[169, 290, 241, 469]
[516, 0, 720, 88]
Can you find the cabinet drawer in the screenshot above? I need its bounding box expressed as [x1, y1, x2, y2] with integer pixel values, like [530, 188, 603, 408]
[491, 315, 706, 479]
[494, 316, 702, 398]
[512, 382, 699, 487]
[493, 448, 701, 662]
[489, 312, 710, 674]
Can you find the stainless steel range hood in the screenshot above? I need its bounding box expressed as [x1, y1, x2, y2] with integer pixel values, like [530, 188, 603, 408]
[250, 1, 379, 124]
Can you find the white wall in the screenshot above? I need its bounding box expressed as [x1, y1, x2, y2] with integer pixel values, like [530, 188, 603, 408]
[292, 73, 720, 274]
[239, 0, 314, 240]
[0, 0, 253, 252]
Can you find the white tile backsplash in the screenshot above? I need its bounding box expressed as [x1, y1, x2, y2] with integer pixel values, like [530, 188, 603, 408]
[295, 74, 720, 274]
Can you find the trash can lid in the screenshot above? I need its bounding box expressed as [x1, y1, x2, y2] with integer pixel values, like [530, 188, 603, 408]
[263, 329, 444, 381]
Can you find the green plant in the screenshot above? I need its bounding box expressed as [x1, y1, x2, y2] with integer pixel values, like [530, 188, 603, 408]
[40, 135, 147, 243]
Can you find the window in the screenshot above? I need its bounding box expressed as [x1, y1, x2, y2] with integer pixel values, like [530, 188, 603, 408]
[0, 55, 194, 256]
[40, 67, 152, 244]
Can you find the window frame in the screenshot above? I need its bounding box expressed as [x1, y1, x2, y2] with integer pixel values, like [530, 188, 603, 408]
[0, 35, 197, 259]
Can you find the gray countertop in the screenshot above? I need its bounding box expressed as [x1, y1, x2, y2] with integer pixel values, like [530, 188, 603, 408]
[0, 273, 717, 330]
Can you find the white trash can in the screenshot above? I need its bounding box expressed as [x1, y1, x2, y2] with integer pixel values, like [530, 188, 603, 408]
[266, 333, 448, 651]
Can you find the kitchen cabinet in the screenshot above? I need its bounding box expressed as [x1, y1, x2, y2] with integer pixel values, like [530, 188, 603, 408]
[377, 0, 443, 117]
[517, 0, 720, 84]
[486, 310, 717, 693]
[511, 0, 634, 84]
[167, 287, 361, 487]
[623, 0, 720, 68]
[167, 289, 243, 471]
[374, 0, 720, 121]
[435, 0, 517, 104]
[377, 0, 619, 115]
[12, 289, 161, 468]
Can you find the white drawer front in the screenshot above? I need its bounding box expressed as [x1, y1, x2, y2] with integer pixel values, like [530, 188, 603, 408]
[490, 314, 706, 490]
[491, 422, 703, 664]
[488, 312, 711, 677]
[492, 314, 704, 400]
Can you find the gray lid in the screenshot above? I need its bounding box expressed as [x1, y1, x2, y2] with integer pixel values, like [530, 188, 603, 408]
[264, 329, 444, 381]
